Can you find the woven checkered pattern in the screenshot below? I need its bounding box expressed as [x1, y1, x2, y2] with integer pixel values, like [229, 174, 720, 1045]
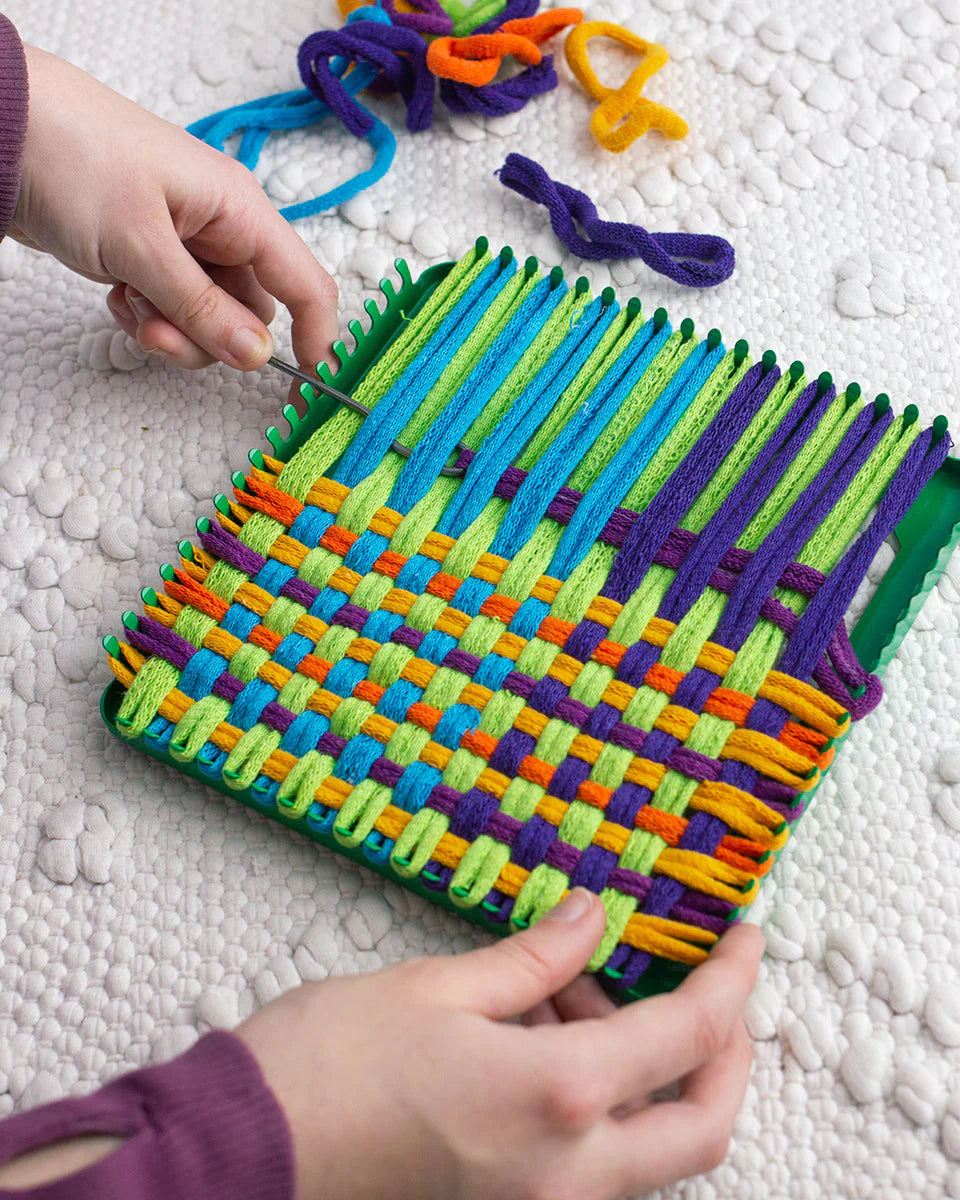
[106, 244, 949, 992]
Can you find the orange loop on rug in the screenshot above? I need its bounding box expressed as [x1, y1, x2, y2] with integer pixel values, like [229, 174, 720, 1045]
[565, 20, 688, 152]
[428, 32, 543, 86]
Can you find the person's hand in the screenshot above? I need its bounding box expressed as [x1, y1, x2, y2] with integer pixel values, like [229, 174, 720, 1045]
[12, 45, 338, 375]
[237, 889, 764, 1200]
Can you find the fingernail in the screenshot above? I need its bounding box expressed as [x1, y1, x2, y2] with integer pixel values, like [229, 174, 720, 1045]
[546, 888, 593, 923]
[127, 290, 153, 321]
[228, 327, 270, 367]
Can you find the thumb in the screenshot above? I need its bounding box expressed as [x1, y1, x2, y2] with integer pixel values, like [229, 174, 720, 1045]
[446, 889, 607, 1020]
[129, 237, 273, 370]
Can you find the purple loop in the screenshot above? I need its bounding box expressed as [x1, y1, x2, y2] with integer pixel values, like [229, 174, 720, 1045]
[812, 652, 883, 719]
[440, 57, 558, 117]
[298, 22, 434, 134]
[470, 0, 539, 34]
[498, 152, 735, 285]
[383, 0, 453, 35]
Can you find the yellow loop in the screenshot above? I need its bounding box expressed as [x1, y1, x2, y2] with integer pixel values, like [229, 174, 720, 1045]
[565, 20, 688, 152]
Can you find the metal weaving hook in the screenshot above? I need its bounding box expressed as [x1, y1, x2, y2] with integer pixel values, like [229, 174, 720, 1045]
[268, 356, 469, 477]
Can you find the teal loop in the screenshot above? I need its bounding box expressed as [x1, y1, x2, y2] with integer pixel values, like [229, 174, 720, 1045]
[186, 4, 396, 221]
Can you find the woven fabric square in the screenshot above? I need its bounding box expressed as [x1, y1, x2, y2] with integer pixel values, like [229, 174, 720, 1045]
[106, 243, 951, 995]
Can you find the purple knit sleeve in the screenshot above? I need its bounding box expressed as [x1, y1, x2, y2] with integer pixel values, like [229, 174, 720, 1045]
[0, 1032, 295, 1200]
[0, 13, 28, 241]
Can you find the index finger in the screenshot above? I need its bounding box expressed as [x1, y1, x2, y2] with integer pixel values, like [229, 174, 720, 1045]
[246, 199, 340, 374]
[538, 924, 763, 1108]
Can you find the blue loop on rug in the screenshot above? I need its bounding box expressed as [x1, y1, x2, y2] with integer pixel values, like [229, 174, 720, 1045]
[497, 153, 735, 286]
[186, 4, 396, 222]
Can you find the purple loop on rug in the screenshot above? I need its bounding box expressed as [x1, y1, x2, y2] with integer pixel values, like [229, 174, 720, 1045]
[383, 0, 453, 35]
[298, 22, 434, 134]
[470, 0, 539, 34]
[440, 57, 558, 117]
[498, 153, 735, 285]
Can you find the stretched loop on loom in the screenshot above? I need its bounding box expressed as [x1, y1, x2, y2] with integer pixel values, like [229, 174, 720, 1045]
[498, 154, 735, 285]
[565, 21, 688, 151]
[339, 0, 454, 36]
[267, 356, 471, 477]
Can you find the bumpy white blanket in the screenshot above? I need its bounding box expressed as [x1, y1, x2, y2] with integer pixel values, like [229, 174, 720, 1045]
[2, 0, 960, 1195]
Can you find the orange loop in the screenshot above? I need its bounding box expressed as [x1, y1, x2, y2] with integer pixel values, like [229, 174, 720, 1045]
[427, 32, 543, 86]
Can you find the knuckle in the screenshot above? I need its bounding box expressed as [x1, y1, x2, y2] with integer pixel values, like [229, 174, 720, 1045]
[540, 1062, 604, 1132]
[685, 994, 727, 1063]
[503, 936, 556, 988]
[170, 280, 222, 333]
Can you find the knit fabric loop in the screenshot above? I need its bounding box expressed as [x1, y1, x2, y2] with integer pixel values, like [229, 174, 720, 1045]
[187, 5, 396, 221]
[498, 153, 735, 284]
[298, 21, 434, 134]
[565, 20, 688, 151]
[427, 33, 545, 86]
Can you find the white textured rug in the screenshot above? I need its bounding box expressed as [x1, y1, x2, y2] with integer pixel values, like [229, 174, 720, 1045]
[3, 0, 960, 1195]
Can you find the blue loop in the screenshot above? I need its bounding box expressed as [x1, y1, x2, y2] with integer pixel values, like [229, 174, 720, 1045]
[186, 4, 396, 222]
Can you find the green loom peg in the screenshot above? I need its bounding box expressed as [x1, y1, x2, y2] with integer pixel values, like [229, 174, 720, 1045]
[575, 276, 591, 296]
[601, 286, 616, 307]
[250, 781, 271, 795]
[178, 540, 195, 562]
[788, 360, 804, 384]
[653, 307, 668, 331]
[773, 821, 788, 837]
[197, 751, 216, 767]
[549, 265, 564, 288]
[512, 916, 530, 929]
[845, 382, 861, 404]
[122, 611, 139, 631]
[873, 393, 890, 418]
[903, 404, 919, 427]
[524, 255, 538, 277]
[102, 635, 121, 657]
[248, 448, 265, 470]
[934, 415, 949, 440]
[707, 328, 722, 350]
[231, 471, 248, 493]
[422, 869, 443, 884]
[850, 683, 867, 698]
[140, 587, 158, 607]
[474, 235, 489, 256]
[626, 297, 642, 320]
[451, 886, 471, 898]
[499, 246, 514, 267]
[214, 494, 231, 516]
[159, 563, 176, 583]
[481, 900, 501, 913]
[760, 349, 776, 374]
[733, 338, 749, 367]
[680, 317, 695, 341]
[816, 371, 832, 397]
[802, 765, 820, 781]
[223, 768, 242, 781]
[196, 517, 211, 535]
[392, 855, 412, 867]
[603, 966, 624, 980]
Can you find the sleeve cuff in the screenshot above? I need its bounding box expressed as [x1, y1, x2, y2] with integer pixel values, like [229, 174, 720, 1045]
[0, 14, 29, 242]
[0, 1032, 296, 1200]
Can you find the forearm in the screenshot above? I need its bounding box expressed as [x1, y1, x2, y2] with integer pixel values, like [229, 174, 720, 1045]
[0, 12, 28, 242]
[0, 1032, 294, 1200]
